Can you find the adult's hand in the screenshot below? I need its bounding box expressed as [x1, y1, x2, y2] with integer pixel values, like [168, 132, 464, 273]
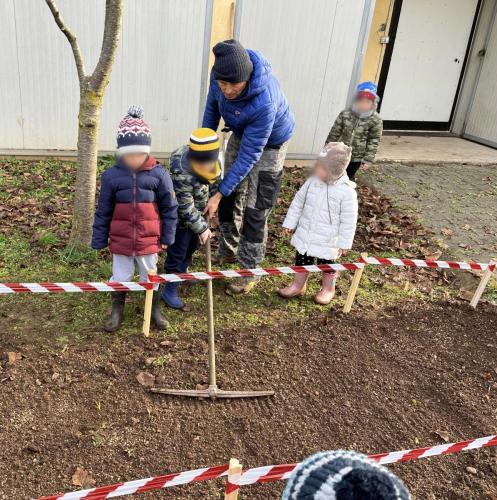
[203, 192, 223, 219]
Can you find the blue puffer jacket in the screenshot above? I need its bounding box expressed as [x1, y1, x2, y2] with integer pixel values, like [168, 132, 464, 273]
[202, 50, 295, 197]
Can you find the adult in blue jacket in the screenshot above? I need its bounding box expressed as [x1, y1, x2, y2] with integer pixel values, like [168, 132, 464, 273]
[203, 39, 295, 294]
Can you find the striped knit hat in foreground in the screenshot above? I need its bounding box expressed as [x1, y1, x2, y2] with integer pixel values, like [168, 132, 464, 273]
[116, 105, 151, 156]
[188, 128, 220, 163]
[282, 450, 411, 500]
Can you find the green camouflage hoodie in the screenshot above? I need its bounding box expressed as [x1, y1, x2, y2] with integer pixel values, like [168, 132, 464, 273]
[326, 109, 383, 163]
[168, 145, 220, 235]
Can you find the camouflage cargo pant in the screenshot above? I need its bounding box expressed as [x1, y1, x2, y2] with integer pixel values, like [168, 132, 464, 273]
[218, 134, 289, 269]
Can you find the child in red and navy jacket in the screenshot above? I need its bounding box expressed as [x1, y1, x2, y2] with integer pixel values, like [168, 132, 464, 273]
[92, 106, 178, 332]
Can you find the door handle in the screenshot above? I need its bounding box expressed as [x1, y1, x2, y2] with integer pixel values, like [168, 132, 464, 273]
[477, 48, 486, 57]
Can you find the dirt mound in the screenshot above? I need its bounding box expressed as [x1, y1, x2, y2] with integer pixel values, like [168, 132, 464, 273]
[1, 301, 497, 499]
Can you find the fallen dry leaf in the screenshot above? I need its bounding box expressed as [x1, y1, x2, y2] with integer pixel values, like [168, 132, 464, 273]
[136, 372, 155, 387]
[459, 289, 474, 302]
[434, 429, 450, 442]
[72, 466, 95, 488]
[424, 250, 442, 260]
[6, 352, 21, 365]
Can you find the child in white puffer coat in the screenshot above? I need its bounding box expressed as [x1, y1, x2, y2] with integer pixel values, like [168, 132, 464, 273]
[278, 142, 358, 304]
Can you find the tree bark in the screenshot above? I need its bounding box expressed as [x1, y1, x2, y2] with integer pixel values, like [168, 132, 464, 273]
[70, 85, 103, 245]
[46, 0, 123, 247]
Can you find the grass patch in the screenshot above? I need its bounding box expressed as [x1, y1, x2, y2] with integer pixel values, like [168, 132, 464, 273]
[0, 157, 456, 348]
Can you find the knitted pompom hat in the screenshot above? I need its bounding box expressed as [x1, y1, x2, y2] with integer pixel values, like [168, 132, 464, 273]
[315, 142, 352, 183]
[116, 105, 151, 156]
[188, 127, 220, 164]
[282, 450, 411, 500]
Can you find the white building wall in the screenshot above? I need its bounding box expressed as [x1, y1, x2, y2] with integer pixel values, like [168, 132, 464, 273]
[235, 0, 372, 156]
[452, 0, 497, 135]
[0, 0, 210, 152]
[462, 1, 497, 147]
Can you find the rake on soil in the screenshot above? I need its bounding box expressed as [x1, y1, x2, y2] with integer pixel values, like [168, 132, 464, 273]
[150, 235, 274, 400]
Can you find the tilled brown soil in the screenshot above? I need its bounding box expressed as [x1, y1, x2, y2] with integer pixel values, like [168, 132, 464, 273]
[1, 300, 497, 499]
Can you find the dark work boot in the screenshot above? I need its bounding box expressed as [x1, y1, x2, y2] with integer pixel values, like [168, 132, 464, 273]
[104, 292, 126, 332]
[152, 291, 169, 330]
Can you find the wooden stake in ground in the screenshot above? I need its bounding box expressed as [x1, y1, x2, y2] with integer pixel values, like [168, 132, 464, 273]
[142, 270, 156, 338]
[225, 458, 243, 500]
[470, 260, 496, 309]
[343, 253, 368, 313]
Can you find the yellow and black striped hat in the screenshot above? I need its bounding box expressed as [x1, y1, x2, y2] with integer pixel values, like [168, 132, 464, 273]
[188, 128, 220, 163]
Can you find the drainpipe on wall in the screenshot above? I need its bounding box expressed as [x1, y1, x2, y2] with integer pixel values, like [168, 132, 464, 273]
[346, 0, 377, 106]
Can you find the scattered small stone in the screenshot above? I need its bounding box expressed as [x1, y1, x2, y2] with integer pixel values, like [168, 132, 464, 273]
[144, 357, 155, 367]
[466, 466, 477, 475]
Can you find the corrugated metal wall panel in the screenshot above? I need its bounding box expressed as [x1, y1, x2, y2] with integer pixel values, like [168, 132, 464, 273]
[464, 7, 497, 147]
[1, 0, 209, 152]
[12, 0, 101, 150]
[236, 0, 368, 155]
[0, 1, 26, 149]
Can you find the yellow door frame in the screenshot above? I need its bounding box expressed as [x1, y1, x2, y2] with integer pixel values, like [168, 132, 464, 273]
[361, 0, 396, 83]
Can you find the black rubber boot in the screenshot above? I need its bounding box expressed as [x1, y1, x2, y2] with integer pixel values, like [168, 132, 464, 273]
[151, 291, 169, 330]
[104, 292, 126, 332]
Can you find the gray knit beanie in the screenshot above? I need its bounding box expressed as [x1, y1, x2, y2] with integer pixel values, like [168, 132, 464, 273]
[212, 39, 253, 83]
[282, 450, 411, 500]
[316, 142, 352, 182]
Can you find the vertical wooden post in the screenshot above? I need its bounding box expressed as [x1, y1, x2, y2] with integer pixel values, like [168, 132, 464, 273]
[343, 253, 368, 313]
[470, 260, 496, 309]
[142, 269, 156, 338]
[225, 458, 242, 500]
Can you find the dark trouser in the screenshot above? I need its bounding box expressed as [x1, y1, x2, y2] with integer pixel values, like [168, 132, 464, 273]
[218, 134, 289, 269]
[165, 226, 199, 273]
[295, 251, 337, 277]
[346, 161, 362, 181]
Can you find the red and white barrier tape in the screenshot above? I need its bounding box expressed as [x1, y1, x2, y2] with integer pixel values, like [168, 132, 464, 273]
[150, 257, 495, 284]
[360, 256, 495, 271]
[0, 282, 152, 294]
[38, 434, 497, 499]
[1, 257, 494, 294]
[38, 465, 230, 500]
[150, 263, 363, 283]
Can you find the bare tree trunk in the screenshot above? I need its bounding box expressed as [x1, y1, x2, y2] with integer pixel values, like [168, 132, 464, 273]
[71, 87, 103, 244]
[46, 0, 123, 247]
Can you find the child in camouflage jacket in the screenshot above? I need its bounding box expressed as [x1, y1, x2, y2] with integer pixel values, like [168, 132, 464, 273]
[161, 128, 221, 310]
[326, 81, 383, 181]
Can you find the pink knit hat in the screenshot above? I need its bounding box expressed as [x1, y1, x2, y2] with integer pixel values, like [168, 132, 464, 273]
[316, 142, 352, 182]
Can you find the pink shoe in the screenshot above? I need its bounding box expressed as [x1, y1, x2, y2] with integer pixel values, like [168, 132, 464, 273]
[278, 272, 309, 298]
[314, 272, 338, 305]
